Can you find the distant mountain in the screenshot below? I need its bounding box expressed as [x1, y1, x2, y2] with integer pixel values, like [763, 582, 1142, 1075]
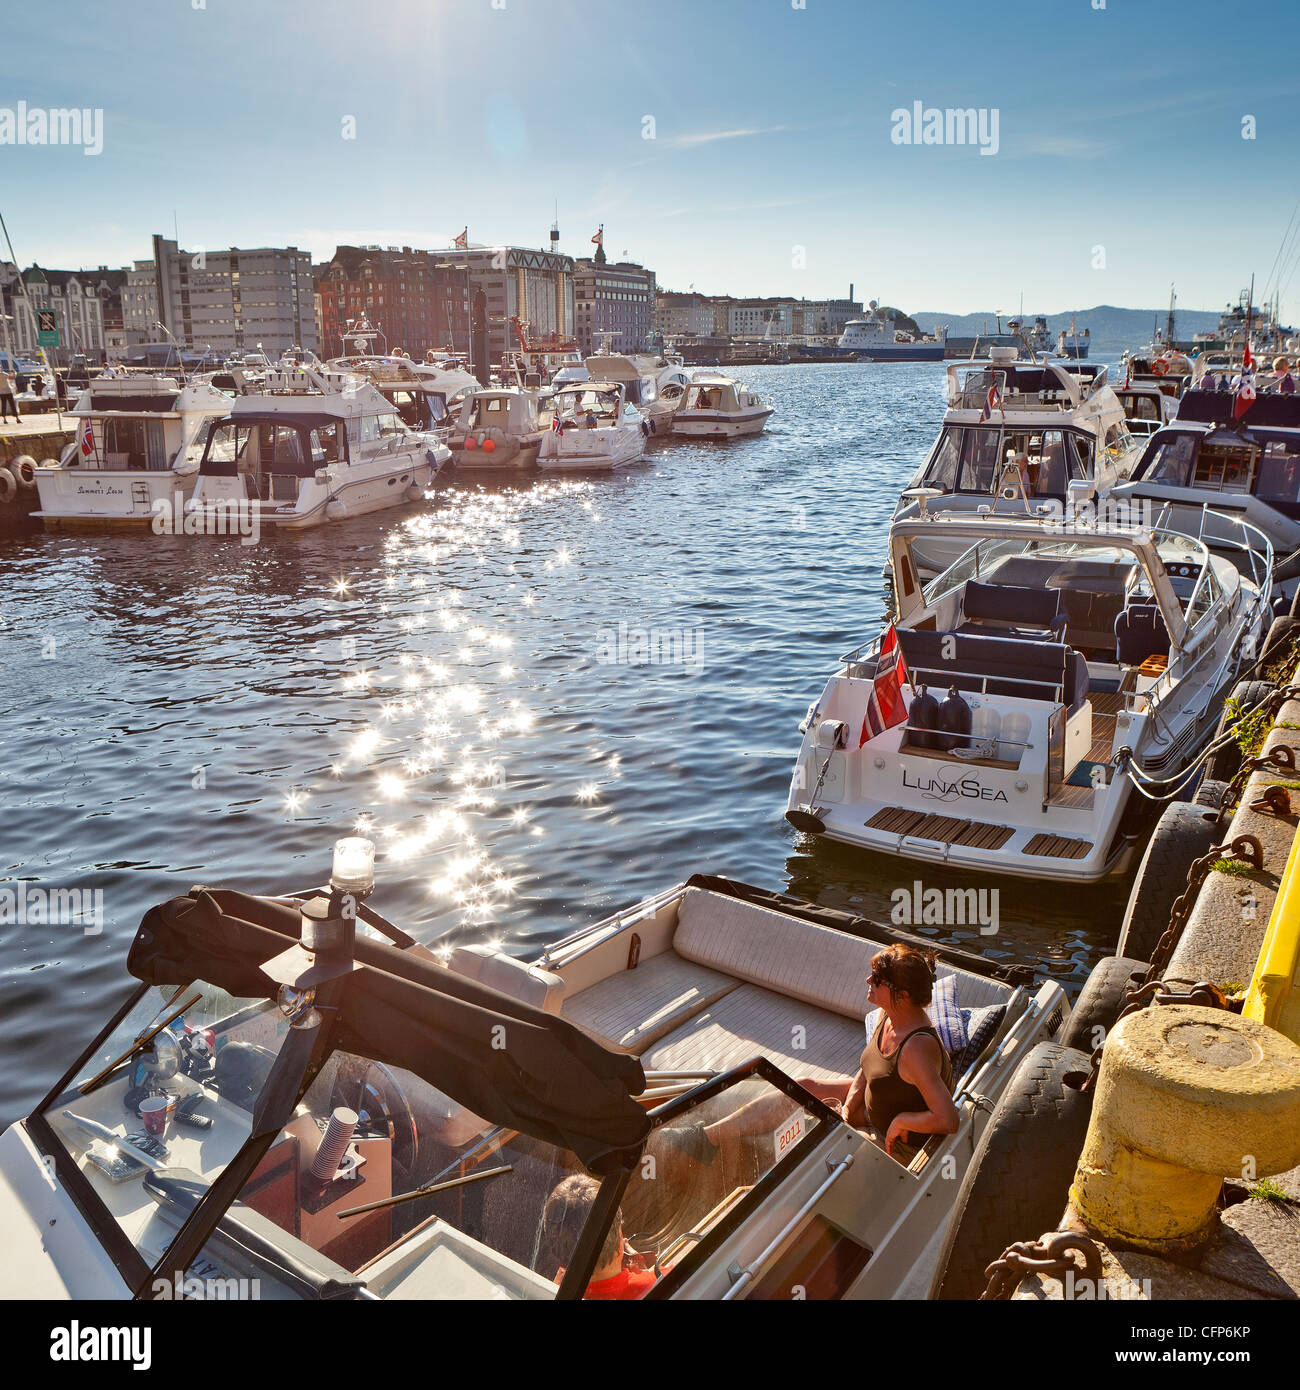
[910, 304, 1222, 352]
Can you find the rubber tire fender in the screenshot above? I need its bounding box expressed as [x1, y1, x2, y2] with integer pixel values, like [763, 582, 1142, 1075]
[1204, 679, 1273, 783]
[1058, 956, 1147, 1053]
[1192, 777, 1231, 811]
[1262, 616, 1300, 664]
[9, 455, 36, 488]
[1117, 800, 1221, 963]
[929, 1042, 1094, 1301]
[0, 467, 18, 505]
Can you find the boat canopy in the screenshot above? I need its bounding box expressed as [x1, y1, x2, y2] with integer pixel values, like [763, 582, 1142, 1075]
[128, 887, 650, 1170]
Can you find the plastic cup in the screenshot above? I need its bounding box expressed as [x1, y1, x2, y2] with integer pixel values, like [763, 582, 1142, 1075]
[139, 1095, 172, 1137]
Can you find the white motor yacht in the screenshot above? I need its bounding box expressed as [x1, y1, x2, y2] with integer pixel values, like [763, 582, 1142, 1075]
[326, 354, 475, 433]
[1111, 387, 1300, 603]
[672, 373, 773, 439]
[787, 514, 1272, 883]
[451, 387, 548, 470]
[584, 353, 692, 436]
[32, 374, 234, 530]
[537, 381, 648, 471]
[890, 347, 1144, 579]
[187, 364, 449, 531]
[0, 846, 1068, 1301]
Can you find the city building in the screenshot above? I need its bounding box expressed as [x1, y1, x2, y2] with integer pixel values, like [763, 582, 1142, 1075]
[1, 263, 107, 363]
[434, 244, 575, 362]
[794, 291, 863, 337]
[125, 235, 316, 356]
[316, 246, 472, 359]
[728, 297, 800, 339]
[652, 291, 715, 339]
[571, 244, 655, 354]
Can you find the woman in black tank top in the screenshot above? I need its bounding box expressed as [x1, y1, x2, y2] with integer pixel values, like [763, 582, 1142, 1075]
[801, 944, 959, 1158]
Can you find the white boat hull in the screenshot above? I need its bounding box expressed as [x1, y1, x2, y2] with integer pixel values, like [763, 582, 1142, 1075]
[538, 425, 646, 471]
[34, 468, 199, 529]
[672, 409, 771, 439]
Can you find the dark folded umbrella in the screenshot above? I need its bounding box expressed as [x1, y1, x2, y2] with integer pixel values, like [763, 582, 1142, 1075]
[129, 888, 648, 1173]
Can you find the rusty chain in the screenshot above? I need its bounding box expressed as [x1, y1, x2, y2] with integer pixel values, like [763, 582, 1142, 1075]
[1218, 743, 1298, 822]
[981, 1229, 1105, 1300]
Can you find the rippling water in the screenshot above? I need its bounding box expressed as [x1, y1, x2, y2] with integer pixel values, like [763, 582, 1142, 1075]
[0, 363, 1131, 1123]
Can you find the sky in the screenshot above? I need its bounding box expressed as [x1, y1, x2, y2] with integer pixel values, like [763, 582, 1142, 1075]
[1, 0, 1298, 316]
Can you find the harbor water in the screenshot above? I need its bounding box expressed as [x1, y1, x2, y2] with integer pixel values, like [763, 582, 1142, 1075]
[0, 361, 1130, 1125]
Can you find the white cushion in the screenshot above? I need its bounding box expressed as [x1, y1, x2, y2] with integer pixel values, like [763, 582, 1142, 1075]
[448, 944, 564, 1014]
[674, 889, 880, 1020]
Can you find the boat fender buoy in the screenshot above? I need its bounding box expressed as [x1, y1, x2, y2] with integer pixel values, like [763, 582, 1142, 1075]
[482, 435, 496, 453]
[405, 483, 423, 501]
[325, 498, 347, 522]
[10, 455, 36, 488]
[464, 435, 478, 450]
[937, 685, 972, 752]
[641, 420, 651, 437]
[909, 686, 940, 749]
[648, 416, 657, 434]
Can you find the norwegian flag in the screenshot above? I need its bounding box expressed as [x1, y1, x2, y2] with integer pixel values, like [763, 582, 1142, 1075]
[453, 228, 468, 248]
[79, 420, 94, 457]
[980, 381, 1001, 422]
[859, 624, 910, 746]
[591, 227, 603, 247]
[1234, 342, 1256, 421]
[551, 414, 564, 436]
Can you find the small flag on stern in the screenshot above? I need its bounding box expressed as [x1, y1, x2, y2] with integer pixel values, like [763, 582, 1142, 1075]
[1233, 342, 1256, 421]
[453, 228, 468, 248]
[80, 420, 94, 457]
[859, 624, 910, 746]
[980, 381, 1001, 422]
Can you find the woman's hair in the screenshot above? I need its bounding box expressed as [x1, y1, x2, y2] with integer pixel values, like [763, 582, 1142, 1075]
[869, 943, 940, 1006]
[539, 1173, 622, 1278]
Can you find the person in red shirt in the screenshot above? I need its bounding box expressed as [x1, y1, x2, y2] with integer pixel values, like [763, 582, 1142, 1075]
[543, 1173, 658, 1300]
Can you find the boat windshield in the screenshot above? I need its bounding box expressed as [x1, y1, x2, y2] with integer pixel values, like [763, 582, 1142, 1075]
[1138, 429, 1300, 514]
[917, 425, 1093, 497]
[40, 979, 825, 1299]
[557, 388, 619, 418]
[922, 530, 1207, 618]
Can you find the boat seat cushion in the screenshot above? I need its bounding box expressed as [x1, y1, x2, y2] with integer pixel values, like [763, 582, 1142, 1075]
[673, 888, 884, 1020]
[898, 628, 1069, 703]
[671, 888, 1010, 1020]
[1114, 603, 1170, 667]
[561, 950, 739, 1055]
[961, 580, 1064, 634]
[646, 984, 867, 1083]
[448, 944, 564, 1015]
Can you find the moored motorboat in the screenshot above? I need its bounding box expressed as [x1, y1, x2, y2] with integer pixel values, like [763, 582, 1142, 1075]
[671, 373, 772, 439]
[0, 841, 1068, 1300]
[31, 373, 234, 531]
[890, 347, 1144, 579]
[187, 364, 449, 532]
[584, 352, 692, 436]
[787, 514, 1272, 883]
[537, 381, 648, 471]
[450, 387, 548, 470]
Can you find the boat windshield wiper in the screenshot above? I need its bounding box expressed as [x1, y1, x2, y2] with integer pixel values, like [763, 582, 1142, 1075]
[78, 990, 202, 1096]
[335, 1163, 513, 1220]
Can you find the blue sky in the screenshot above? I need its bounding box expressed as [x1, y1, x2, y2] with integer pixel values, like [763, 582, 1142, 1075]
[2, 0, 1298, 315]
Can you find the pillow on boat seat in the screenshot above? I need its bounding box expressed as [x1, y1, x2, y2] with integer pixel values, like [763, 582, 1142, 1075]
[1114, 603, 1170, 668]
[447, 943, 564, 1015]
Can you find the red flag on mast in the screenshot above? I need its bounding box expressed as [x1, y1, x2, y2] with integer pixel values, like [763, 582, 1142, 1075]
[453, 228, 468, 249]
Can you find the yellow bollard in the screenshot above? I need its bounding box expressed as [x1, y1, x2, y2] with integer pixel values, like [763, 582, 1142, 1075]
[1071, 1004, 1300, 1256]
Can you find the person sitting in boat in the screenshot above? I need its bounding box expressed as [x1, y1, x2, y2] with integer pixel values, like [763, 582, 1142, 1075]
[584, 407, 599, 429]
[1273, 357, 1296, 395]
[542, 1173, 658, 1300]
[664, 944, 958, 1165]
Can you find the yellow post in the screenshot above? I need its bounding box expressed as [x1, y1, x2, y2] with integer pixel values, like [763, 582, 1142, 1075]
[1244, 826, 1300, 1043]
[1071, 1004, 1300, 1255]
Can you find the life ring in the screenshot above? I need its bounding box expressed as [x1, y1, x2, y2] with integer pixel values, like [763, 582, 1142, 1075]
[1151, 357, 1170, 376]
[0, 468, 18, 505]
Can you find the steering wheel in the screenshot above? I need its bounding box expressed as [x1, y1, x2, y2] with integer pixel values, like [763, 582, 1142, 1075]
[330, 1056, 419, 1178]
